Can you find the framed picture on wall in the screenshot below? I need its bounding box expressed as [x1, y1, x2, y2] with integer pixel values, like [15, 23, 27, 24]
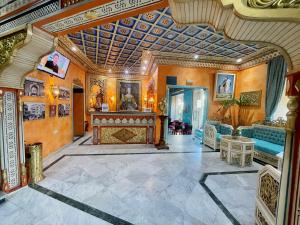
[23, 102, 45, 121]
[24, 77, 45, 97]
[214, 72, 236, 101]
[58, 87, 70, 100]
[240, 90, 262, 106]
[58, 104, 70, 117]
[117, 80, 141, 111]
[49, 105, 56, 117]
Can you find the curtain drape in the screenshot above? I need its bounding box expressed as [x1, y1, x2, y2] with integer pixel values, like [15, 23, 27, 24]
[265, 55, 287, 120]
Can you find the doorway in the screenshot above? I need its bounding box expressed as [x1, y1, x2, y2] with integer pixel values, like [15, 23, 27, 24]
[166, 85, 208, 144]
[72, 85, 84, 141]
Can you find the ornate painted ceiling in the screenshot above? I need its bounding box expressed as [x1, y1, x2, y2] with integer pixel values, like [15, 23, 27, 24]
[67, 7, 276, 75]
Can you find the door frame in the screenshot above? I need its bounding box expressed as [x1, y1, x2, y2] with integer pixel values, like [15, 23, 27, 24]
[165, 85, 208, 142]
[72, 83, 85, 139]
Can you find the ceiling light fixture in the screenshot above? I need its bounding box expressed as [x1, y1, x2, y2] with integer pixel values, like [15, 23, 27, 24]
[71, 46, 77, 52]
[125, 69, 129, 75]
[108, 68, 112, 73]
[194, 54, 199, 60]
[236, 58, 242, 63]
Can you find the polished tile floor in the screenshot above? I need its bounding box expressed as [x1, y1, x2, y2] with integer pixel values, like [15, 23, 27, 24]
[0, 135, 261, 225]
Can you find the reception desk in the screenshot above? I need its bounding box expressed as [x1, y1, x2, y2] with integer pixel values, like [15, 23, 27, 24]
[91, 112, 156, 145]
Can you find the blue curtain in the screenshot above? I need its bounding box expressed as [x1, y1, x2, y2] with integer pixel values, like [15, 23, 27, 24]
[265, 55, 287, 120]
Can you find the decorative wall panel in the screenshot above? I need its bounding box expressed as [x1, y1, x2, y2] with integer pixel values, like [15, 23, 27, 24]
[100, 127, 147, 144]
[2, 91, 19, 189]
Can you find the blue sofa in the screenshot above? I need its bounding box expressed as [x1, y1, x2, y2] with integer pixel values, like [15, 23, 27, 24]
[204, 121, 233, 150]
[239, 124, 286, 166]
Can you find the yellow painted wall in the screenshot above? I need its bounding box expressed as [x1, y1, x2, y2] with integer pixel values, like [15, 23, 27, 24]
[235, 63, 267, 124]
[23, 62, 86, 158]
[154, 63, 268, 143]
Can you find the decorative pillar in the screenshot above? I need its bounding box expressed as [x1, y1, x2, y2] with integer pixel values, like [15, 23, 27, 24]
[0, 88, 23, 193]
[17, 90, 27, 186]
[155, 115, 169, 150]
[277, 72, 300, 225]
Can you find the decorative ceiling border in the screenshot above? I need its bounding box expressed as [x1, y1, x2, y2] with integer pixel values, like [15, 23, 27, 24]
[0, 1, 59, 35]
[41, 0, 164, 33]
[156, 58, 240, 70]
[155, 50, 280, 71]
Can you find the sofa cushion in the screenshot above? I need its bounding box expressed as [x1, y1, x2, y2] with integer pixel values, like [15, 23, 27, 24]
[216, 133, 221, 142]
[253, 138, 284, 156]
[240, 128, 253, 138]
[253, 126, 286, 146]
[194, 129, 203, 138]
[220, 125, 232, 135]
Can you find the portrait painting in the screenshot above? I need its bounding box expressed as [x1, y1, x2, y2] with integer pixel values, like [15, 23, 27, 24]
[23, 102, 45, 121]
[117, 80, 141, 111]
[24, 77, 45, 97]
[214, 72, 236, 101]
[88, 75, 106, 111]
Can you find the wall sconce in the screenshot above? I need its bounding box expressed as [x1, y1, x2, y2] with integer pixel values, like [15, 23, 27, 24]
[50, 85, 60, 98]
[148, 97, 155, 109]
[109, 96, 115, 104]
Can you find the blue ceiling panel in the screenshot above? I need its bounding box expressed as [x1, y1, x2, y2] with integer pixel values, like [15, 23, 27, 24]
[68, 7, 268, 71]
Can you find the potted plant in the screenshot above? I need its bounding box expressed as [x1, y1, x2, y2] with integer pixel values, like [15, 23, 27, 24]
[217, 97, 253, 137]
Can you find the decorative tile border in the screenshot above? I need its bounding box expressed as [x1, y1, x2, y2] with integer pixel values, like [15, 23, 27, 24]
[29, 183, 133, 225]
[199, 170, 259, 225]
[39, 151, 260, 225]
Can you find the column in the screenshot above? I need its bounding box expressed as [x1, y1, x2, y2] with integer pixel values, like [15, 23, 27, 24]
[277, 71, 300, 225]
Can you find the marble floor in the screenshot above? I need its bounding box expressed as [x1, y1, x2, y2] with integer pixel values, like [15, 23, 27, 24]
[0, 135, 262, 225]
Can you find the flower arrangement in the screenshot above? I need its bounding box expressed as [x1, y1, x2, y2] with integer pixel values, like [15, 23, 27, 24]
[158, 97, 168, 115]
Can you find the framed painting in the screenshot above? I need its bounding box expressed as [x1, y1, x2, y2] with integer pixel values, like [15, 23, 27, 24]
[23, 102, 45, 121]
[117, 80, 141, 111]
[24, 77, 45, 97]
[58, 87, 70, 100]
[214, 72, 236, 101]
[240, 90, 262, 106]
[58, 104, 70, 117]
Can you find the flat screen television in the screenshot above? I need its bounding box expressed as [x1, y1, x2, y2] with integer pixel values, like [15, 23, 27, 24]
[37, 51, 70, 79]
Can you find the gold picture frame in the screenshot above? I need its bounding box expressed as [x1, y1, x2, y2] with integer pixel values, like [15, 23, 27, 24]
[240, 90, 262, 107]
[116, 79, 141, 111]
[213, 72, 236, 101]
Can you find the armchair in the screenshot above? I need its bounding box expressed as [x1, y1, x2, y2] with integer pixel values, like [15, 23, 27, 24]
[203, 121, 233, 150]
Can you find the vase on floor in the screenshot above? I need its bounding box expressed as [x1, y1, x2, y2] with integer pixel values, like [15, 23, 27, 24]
[155, 115, 169, 150]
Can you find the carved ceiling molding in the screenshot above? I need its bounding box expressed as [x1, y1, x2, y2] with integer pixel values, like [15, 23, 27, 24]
[169, 0, 300, 73]
[247, 0, 300, 8]
[0, 1, 59, 35]
[58, 36, 97, 71]
[41, 0, 164, 33]
[155, 50, 280, 70]
[87, 69, 149, 80]
[156, 58, 239, 70]
[0, 25, 56, 89]
[239, 51, 281, 69]
[0, 29, 28, 70]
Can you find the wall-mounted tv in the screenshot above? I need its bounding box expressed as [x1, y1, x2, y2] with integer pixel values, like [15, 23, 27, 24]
[37, 51, 70, 79]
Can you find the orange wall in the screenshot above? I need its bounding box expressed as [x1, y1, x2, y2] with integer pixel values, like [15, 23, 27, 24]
[155, 65, 236, 142]
[23, 62, 86, 158]
[154, 63, 268, 142]
[86, 77, 150, 129]
[235, 63, 268, 124]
